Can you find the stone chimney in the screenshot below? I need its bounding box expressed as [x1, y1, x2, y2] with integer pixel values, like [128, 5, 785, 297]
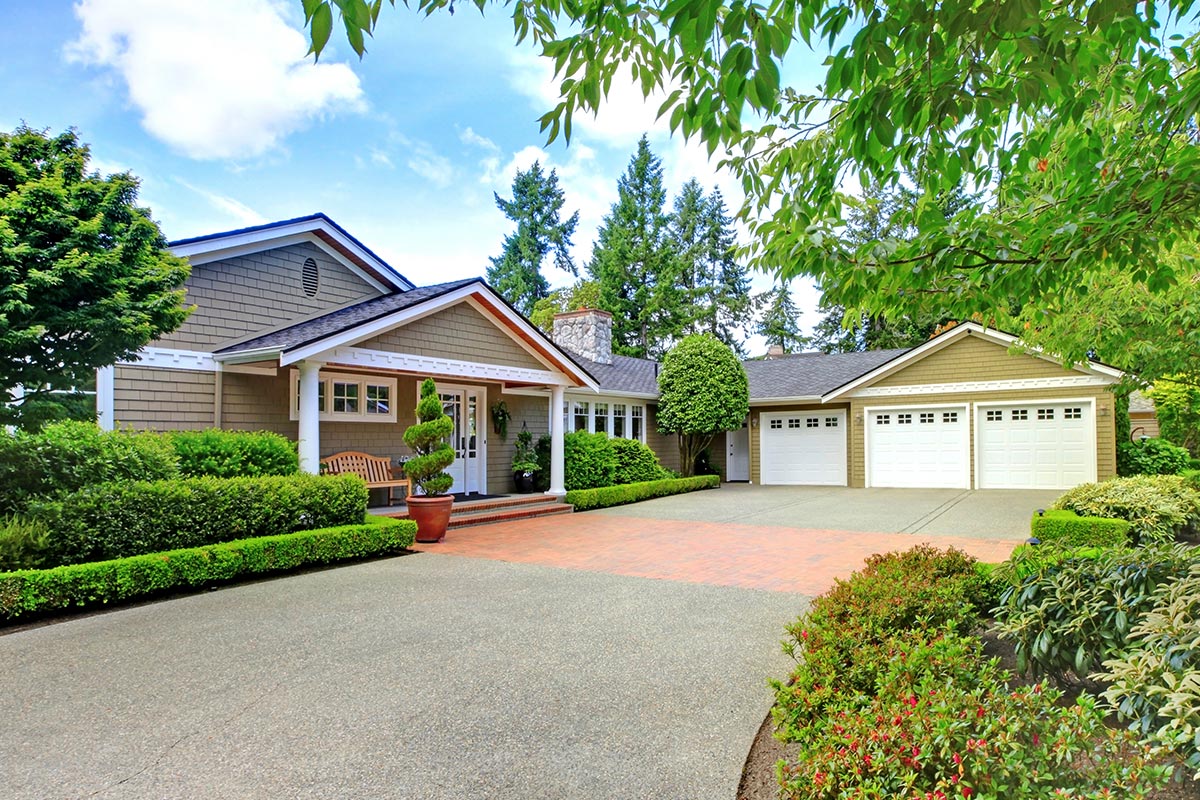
[766, 344, 785, 359]
[552, 309, 613, 365]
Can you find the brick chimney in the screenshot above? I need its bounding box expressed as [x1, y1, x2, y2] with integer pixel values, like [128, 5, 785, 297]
[552, 309, 613, 365]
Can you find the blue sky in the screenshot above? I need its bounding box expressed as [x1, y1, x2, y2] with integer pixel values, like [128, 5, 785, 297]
[1, 0, 826, 349]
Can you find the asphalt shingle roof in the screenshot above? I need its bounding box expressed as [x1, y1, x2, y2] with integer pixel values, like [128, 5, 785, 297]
[742, 348, 910, 399]
[562, 352, 662, 395]
[216, 279, 479, 355]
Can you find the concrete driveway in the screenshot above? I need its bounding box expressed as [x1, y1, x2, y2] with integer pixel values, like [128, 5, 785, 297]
[1, 555, 802, 800]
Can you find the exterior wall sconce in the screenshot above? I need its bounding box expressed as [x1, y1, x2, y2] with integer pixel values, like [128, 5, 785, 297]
[854, 414, 864, 424]
[751, 415, 759, 428]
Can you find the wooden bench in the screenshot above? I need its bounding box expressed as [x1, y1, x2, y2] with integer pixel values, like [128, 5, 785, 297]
[321, 451, 411, 505]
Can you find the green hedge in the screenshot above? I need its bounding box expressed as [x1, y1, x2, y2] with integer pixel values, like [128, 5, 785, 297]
[1117, 437, 1192, 476]
[610, 437, 668, 484]
[170, 429, 299, 478]
[564, 431, 617, 490]
[37, 473, 368, 567]
[1031, 509, 1132, 547]
[0, 517, 416, 622]
[565, 475, 719, 511]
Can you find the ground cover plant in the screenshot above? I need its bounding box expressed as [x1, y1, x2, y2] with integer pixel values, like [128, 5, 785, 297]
[1054, 475, 1200, 544]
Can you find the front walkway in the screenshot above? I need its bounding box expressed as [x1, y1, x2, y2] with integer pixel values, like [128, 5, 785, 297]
[415, 484, 1042, 595]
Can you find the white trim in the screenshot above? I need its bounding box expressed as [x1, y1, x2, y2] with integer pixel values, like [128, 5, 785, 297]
[849, 374, 1111, 398]
[171, 221, 411, 292]
[565, 395, 647, 443]
[127, 347, 216, 371]
[277, 283, 598, 391]
[326, 346, 571, 386]
[973, 397, 1098, 489]
[462, 296, 598, 391]
[823, 322, 1123, 401]
[567, 388, 659, 401]
[749, 395, 821, 406]
[96, 366, 115, 431]
[863, 402, 970, 489]
[288, 368, 398, 423]
[415, 382, 488, 495]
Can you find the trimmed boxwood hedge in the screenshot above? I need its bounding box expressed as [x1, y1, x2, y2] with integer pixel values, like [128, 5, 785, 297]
[36, 473, 368, 567]
[565, 475, 719, 511]
[1031, 509, 1132, 548]
[0, 517, 416, 622]
[170, 429, 299, 478]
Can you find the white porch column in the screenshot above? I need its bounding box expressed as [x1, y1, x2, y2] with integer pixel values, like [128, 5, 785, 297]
[548, 384, 566, 497]
[95, 367, 114, 431]
[297, 360, 323, 474]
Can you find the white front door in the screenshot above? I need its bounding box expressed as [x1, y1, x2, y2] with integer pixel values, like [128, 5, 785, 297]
[867, 405, 969, 488]
[759, 411, 847, 486]
[976, 401, 1095, 489]
[436, 386, 486, 495]
[727, 422, 750, 481]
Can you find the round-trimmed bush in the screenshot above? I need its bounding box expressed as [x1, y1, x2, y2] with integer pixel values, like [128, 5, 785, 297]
[564, 431, 616, 490]
[610, 437, 666, 484]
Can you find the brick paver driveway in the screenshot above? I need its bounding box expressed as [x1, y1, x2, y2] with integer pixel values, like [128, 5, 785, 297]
[421, 484, 1049, 595]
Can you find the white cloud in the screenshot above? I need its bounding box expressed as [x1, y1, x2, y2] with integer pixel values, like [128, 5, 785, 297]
[66, 0, 365, 160]
[460, 127, 500, 153]
[175, 178, 267, 227]
[369, 148, 394, 168]
[389, 135, 455, 187]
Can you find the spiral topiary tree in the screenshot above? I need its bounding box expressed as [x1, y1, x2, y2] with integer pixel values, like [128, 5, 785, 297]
[403, 378, 455, 496]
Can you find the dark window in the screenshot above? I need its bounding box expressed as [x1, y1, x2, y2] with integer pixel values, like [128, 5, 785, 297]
[986, 410, 1002, 422]
[943, 411, 959, 424]
[876, 414, 890, 425]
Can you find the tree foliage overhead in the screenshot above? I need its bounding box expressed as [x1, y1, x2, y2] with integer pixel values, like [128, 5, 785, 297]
[656, 334, 749, 477]
[0, 125, 191, 428]
[487, 160, 579, 317]
[587, 135, 675, 359]
[528, 278, 601, 333]
[305, 0, 1200, 377]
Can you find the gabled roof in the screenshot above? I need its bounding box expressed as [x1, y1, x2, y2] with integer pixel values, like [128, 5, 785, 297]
[170, 213, 414, 292]
[214, 278, 598, 390]
[744, 348, 911, 402]
[820, 321, 1124, 401]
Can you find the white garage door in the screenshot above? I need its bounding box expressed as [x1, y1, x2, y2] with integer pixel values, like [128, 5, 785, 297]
[867, 406, 969, 488]
[977, 402, 1095, 489]
[760, 411, 847, 485]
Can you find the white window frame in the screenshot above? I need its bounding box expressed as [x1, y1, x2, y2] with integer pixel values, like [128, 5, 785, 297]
[563, 395, 647, 443]
[289, 369, 397, 423]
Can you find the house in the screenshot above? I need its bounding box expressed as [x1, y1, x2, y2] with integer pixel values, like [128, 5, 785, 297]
[98, 215, 1123, 494]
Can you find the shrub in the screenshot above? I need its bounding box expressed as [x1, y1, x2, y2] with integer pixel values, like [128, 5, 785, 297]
[0, 517, 416, 622]
[609, 437, 667, 484]
[778, 630, 1167, 800]
[1148, 377, 1200, 456]
[403, 378, 455, 496]
[1100, 562, 1200, 778]
[993, 543, 1199, 683]
[533, 434, 552, 492]
[774, 546, 987, 744]
[564, 430, 616, 490]
[37, 473, 368, 567]
[0, 421, 178, 513]
[1118, 437, 1192, 476]
[564, 475, 717, 511]
[1053, 475, 1200, 544]
[170, 429, 298, 477]
[0, 514, 52, 572]
[1031, 509, 1132, 547]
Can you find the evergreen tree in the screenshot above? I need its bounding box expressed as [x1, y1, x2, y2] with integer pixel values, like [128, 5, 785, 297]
[487, 161, 579, 316]
[587, 135, 673, 359]
[756, 283, 807, 354]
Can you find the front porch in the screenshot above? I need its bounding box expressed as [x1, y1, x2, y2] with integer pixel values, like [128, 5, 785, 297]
[370, 492, 574, 530]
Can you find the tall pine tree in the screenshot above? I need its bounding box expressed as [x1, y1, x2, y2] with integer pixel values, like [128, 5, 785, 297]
[587, 135, 674, 359]
[487, 161, 579, 317]
[756, 283, 807, 354]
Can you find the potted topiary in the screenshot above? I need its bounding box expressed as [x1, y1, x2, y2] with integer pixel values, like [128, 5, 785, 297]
[403, 378, 456, 542]
[511, 428, 539, 493]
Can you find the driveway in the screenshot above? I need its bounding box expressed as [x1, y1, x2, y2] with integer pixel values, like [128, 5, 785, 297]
[419, 485, 1048, 595]
[1, 555, 801, 800]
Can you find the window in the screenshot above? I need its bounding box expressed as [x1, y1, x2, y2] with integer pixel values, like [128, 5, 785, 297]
[919, 412, 935, 424]
[943, 411, 959, 424]
[825, 417, 839, 428]
[1037, 408, 1054, 421]
[612, 404, 626, 438]
[898, 413, 913, 424]
[594, 402, 609, 435]
[573, 401, 590, 432]
[876, 414, 891, 425]
[1064, 407, 1083, 419]
[631, 405, 644, 441]
[769, 418, 782, 430]
[366, 384, 390, 415]
[788, 418, 802, 429]
[807, 418, 820, 428]
[289, 370, 395, 423]
[1012, 409, 1029, 421]
[986, 410, 1003, 422]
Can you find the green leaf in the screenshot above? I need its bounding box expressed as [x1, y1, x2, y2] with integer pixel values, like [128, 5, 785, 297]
[309, 3, 334, 57]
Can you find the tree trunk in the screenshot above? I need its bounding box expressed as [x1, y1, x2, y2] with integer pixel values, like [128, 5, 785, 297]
[678, 433, 713, 478]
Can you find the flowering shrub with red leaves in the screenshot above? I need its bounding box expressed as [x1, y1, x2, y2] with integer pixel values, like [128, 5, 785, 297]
[778, 634, 1167, 800]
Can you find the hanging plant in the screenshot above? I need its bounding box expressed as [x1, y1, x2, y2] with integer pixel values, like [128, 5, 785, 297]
[403, 378, 455, 496]
[490, 399, 511, 438]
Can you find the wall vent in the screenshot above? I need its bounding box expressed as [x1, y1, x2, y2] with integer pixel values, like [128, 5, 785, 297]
[302, 257, 319, 297]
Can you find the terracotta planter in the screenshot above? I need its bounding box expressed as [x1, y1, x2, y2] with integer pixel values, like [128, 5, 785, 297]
[407, 494, 454, 543]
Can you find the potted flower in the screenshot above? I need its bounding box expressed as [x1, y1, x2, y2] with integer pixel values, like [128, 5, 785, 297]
[403, 378, 456, 542]
[511, 429, 539, 493]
